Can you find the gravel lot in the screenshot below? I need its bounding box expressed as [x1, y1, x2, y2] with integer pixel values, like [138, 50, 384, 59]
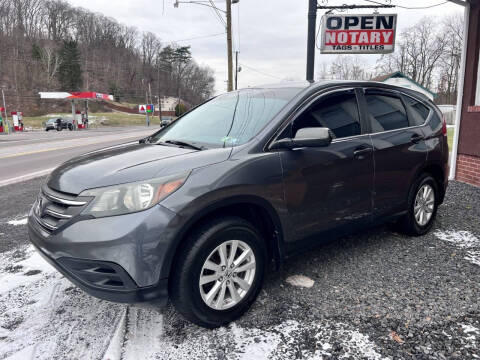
[0, 178, 479, 359]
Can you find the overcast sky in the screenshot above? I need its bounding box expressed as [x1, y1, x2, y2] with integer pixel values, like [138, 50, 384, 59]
[68, 0, 464, 94]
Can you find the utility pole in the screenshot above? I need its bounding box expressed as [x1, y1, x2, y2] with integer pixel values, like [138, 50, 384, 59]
[174, 0, 238, 91]
[157, 67, 163, 126]
[226, 0, 233, 92]
[235, 51, 239, 90]
[157, 95, 162, 126]
[306, 0, 317, 82]
[148, 83, 153, 105]
[145, 90, 150, 127]
[1, 89, 9, 134]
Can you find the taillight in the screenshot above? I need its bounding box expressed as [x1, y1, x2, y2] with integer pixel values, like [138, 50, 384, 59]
[442, 115, 447, 136]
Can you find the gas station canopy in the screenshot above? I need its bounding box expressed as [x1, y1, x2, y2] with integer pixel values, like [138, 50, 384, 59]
[39, 92, 113, 100]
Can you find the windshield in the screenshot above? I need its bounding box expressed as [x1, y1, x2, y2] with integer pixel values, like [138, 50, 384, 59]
[149, 88, 300, 148]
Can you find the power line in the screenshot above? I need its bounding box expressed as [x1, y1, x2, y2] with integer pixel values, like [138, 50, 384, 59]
[240, 63, 283, 80]
[364, 0, 449, 9]
[208, 0, 227, 28]
[171, 32, 225, 42]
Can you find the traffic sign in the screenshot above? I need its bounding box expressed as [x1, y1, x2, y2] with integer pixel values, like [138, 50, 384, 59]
[146, 104, 154, 114]
[138, 105, 146, 114]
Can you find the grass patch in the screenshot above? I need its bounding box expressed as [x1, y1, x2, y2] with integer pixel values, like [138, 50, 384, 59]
[22, 112, 161, 129]
[447, 127, 454, 151]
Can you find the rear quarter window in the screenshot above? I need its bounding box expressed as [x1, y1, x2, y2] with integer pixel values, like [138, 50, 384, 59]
[404, 96, 431, 126]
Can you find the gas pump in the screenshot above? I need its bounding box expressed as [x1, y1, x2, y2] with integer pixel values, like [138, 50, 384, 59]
[11, 111, 24, 131]
[81, 111, 89, 129]
[76, 110, 84, 129]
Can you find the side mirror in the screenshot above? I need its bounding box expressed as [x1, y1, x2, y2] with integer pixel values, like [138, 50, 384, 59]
[270, 127, 332, 150]
[139, 136, 150, 144]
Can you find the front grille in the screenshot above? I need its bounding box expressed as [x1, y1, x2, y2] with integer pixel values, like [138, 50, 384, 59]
[33, 185, 90, 234]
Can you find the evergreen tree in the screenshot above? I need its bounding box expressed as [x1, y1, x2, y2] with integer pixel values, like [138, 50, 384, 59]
[58, 40, 82, 91]
[175, 103, 187, 117]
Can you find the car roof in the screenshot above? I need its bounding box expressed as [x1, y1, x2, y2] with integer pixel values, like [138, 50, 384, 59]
[247, 80, 431, 103]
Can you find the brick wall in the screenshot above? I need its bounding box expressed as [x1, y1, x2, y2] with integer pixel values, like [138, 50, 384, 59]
[456, 154, 480, 187]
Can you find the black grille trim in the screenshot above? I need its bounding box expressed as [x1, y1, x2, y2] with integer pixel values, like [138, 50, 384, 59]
[33, 186, 91, 234]
[57, 257, 138, 290]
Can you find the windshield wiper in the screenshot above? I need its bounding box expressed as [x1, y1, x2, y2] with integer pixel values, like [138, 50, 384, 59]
[164, 140, 204, 150]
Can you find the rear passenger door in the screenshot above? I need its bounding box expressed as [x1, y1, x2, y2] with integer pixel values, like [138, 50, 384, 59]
[360, 88, 428, 218]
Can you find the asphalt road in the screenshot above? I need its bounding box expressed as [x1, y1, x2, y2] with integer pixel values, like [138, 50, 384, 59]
[0, 127, 156, 187]
[0, 173, 479, 358]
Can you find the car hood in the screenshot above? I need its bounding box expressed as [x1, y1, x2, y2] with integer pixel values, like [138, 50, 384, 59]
[47, 142, 232, 194]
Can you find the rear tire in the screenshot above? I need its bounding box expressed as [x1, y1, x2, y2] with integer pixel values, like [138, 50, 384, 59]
[170, 216, 266, 328]
[396, 173, 438, 236]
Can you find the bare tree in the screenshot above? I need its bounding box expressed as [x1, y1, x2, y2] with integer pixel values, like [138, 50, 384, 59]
[376, 17, 447, 89]
[317, 55, 372, 81]
[0, 0, 216, 111]
[437, 14, 463, 104]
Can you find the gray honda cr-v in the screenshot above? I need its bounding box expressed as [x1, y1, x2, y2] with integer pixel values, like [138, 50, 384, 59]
[28, 81, 448, 328]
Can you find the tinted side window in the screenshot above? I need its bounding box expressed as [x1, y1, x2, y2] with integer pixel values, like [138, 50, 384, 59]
[365, 94, 409, 132]
[293, 92, 360, 139]
[404, 96, 431, 126]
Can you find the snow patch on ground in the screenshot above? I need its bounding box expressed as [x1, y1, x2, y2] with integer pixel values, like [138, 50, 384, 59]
[0, 274, 125, 360]
[6, 218, 28, 226]
[285, 274, 315, 288]
[156, 319, 385, 359]
[0, 246, 55, 295]
[102, 308, 127, 360]
[122, 307, 164, 360]
[340, 328, 384, 359]
[461, 324, 480, 342]
[435, 230, 480, 266]
[0, 244, 125, 360]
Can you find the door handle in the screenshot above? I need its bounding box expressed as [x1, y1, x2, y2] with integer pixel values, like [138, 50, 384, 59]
[410, 134, 424, 143]
[353, 147, 373, 159]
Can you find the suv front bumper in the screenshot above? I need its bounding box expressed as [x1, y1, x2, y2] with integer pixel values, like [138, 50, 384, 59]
[27, 203, 178, 305]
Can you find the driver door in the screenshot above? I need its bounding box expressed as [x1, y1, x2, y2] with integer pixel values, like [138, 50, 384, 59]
[277, 88, 374, 248]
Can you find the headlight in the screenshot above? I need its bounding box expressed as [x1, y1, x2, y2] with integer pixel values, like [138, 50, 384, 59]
[80, 172, 189, 217]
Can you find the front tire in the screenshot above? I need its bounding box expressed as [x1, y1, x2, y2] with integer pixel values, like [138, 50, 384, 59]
[397, 174, 438, 236]
[170, 217, 266, 328]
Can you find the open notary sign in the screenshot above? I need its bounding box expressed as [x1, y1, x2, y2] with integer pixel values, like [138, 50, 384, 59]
[320, 14, 397, 54]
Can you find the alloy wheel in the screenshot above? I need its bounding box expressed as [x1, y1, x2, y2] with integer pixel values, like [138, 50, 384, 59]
[414, 184, 435, 226]
[199, 240, 256, 310]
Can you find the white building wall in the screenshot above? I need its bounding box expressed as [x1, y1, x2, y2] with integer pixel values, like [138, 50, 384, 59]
[157, 97, 190, 112]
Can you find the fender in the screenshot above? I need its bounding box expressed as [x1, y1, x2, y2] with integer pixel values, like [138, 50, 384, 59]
[159, 194, 286, 280]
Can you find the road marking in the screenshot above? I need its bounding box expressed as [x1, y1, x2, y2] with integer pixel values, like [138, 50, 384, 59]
[0, 168, 54, 188]
[0, 133, 146, 160]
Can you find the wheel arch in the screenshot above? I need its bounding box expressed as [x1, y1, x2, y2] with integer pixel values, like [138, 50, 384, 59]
[162, 195, 285, 280]
[416, 162, 446, 204]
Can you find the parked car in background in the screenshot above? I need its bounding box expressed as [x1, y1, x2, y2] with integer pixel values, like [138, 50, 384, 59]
[29, 81, 448, 328]
[161, 118, 172, 128]
[44, 117, 74, 131]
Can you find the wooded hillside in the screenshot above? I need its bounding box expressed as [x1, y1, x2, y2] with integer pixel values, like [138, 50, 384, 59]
[0, 0, 215, 114]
